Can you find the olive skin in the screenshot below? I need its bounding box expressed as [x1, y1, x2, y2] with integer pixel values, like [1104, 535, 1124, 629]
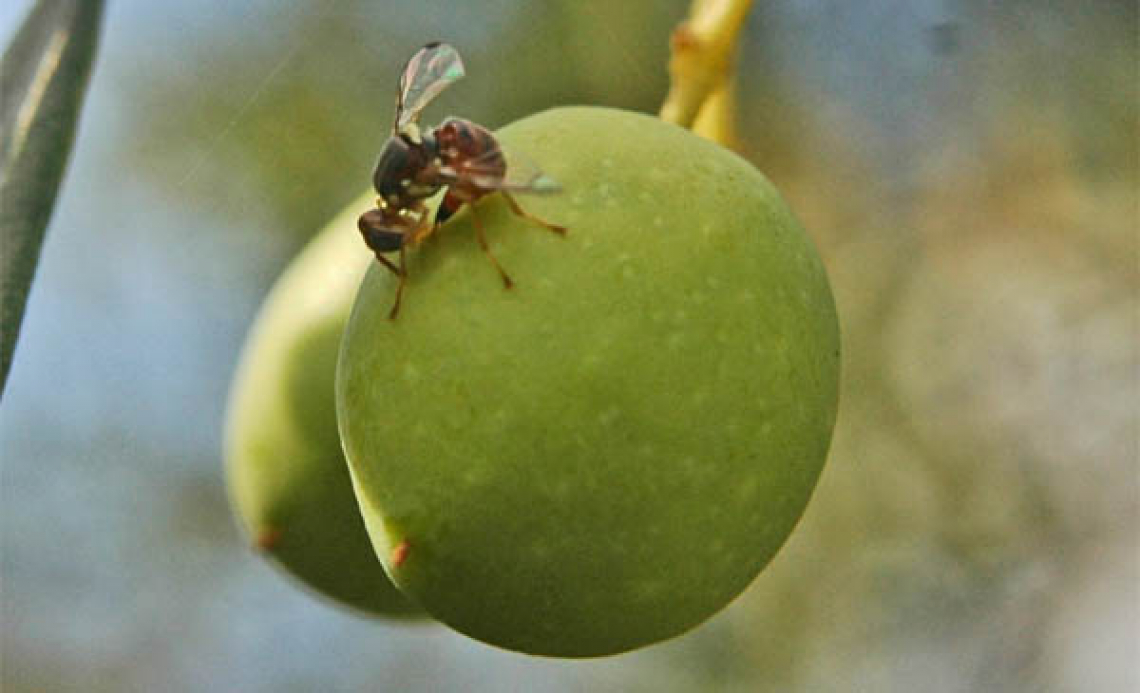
[225, 198, 421, 618]
[337, 106, 839, 655]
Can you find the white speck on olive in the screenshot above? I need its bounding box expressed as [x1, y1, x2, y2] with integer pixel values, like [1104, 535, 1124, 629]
[598, 407, 621, 426]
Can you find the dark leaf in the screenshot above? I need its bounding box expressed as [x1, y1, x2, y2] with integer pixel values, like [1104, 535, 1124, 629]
[0, 0, 104, 398]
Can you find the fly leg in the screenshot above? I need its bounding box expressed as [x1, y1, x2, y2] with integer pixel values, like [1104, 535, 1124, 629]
[388, 244, 408, 319]
[501, 191, 567, 235]
[386, 207, 438, 319]
[373, 252, 400, 277]
[468, 204, 513, 289]
[371, 248, 407, 320]
[358, 209, 409, 320]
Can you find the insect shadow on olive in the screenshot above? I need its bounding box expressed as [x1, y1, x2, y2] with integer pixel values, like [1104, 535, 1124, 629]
[357, 42, 567, 319]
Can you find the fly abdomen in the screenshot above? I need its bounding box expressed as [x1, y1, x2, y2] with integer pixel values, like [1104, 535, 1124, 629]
[358, 210, 404, 253]
[436, 118, 505, 188]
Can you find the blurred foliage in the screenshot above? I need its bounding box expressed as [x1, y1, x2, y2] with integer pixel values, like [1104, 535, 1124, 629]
[724, 4, 1138, 690]
[2, 0, 1137, 691]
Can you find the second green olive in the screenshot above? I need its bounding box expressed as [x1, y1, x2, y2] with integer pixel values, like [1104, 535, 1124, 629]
[226, 198, 421, 618]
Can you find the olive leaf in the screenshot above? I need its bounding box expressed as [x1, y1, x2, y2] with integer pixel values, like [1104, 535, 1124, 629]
[0, 0, 105, 399]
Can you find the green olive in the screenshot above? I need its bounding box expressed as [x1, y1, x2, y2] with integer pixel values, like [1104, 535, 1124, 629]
[336, 106, 839, 654]
[225, 198, 420, 617]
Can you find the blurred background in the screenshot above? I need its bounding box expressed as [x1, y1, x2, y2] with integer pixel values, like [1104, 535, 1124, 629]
[1, 0, 1136, 690]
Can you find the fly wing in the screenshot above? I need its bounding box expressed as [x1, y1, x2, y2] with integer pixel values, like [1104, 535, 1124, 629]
[443, 143, 561, 194]
[395, 43, 465, 133]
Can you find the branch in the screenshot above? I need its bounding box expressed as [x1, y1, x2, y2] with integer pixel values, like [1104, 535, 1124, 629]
[658, 0, 754, 133]
[691, 76, 737, 148]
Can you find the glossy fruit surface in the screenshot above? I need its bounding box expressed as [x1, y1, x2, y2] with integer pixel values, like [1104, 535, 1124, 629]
[337, 106, 839, 654]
